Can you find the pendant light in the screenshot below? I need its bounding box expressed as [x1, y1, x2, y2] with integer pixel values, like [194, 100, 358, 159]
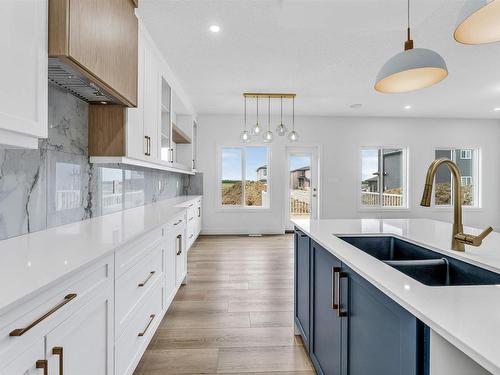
[454, 0, 500, 44]
[251, 97, 262, 135]
[276, 97, 288, 136]
[263, 96, 273, 143]
[288, 97, 299, 142]
[240, 96, 250, 143]
[375, 0, 448, 93]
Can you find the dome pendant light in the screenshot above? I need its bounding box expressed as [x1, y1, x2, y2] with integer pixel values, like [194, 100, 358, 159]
[251, 97, 262, 136]
[454, 0, 500, 44]
[375, 0, 448, 93]
[276, 97, 288, 136]
[240, 96, 250, 143]
[263, 97, 273, 143]
[288, 97, 299, 142]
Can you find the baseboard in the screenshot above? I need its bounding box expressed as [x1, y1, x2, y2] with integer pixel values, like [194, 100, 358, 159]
[200, 228, 286, 235]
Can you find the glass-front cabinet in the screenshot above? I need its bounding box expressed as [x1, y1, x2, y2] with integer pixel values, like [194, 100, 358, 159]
[160, 77, 172, 163]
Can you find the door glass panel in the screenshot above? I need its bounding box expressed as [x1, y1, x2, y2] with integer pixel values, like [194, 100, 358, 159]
[289, 154, 311, 220]
[361, 149, 380, 206]
[161, 78, 171, 162]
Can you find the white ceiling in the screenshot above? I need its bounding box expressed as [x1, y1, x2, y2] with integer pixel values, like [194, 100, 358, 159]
[139, 0, 500, 118]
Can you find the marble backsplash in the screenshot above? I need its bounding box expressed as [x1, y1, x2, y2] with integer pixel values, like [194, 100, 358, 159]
[0, 85, 202, 241]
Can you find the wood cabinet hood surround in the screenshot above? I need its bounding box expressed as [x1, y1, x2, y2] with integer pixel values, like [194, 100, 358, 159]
[48, 0, 138, 107]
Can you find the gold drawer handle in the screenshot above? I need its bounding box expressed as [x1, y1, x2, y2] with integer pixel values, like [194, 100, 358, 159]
[173, 219, 183, 226]
[138, 271, 156, 287]
[10, 294, 77, 336]
[52, 347, 63, 375]
[36, 360, 48, 375]
[138, 314, 155, 337]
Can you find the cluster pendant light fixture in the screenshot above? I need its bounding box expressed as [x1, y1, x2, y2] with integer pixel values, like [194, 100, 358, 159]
[240, 93, 298, 143]
[454, 0, 500, 44]
[375, 0, 448, 93]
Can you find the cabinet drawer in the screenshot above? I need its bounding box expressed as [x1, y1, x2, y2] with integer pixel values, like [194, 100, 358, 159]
[115, 227, 163, 278]
[116, 279, 163, 375]
[116, 243, 163, 338]
[167, 212, 186, 233]
[0, 255, 113, 361]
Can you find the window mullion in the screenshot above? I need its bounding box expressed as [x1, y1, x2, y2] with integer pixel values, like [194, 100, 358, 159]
[379, 148, 383, 207]
[242, 147, 246, 207]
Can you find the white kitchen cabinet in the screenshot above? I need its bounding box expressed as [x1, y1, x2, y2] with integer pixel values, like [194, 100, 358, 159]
[45, 286, 114, 375]
[0, 340, 44, 375]
[0, 0, 48, 149]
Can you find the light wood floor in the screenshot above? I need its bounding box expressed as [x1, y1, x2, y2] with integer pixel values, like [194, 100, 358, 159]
[134, 234, 315, 375]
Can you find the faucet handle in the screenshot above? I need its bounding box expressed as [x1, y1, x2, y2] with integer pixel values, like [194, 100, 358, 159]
[455, 227, 493, 247]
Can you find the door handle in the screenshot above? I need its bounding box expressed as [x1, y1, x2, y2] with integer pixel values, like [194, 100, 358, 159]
[198, 207, 201, 217]
[334, 269, 348, 317]
[332, 267, 340, 310]
[52, 347, 63, 375]
[176, 234, 182, 255]
[138, 271, 156, 287]
[36, 360, 48, 375]
[138, 314, 155, 337]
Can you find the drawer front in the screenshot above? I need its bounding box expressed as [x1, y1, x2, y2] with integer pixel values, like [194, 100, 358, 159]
[167, 212, 186, 233]
[0, 255, 113, 361]
[115, 227, 163, 278]
[187, 206, 196, 223]
[116, 279, 163, 375]
[187, 220, 196, 248]
[116, 243, 163, 338]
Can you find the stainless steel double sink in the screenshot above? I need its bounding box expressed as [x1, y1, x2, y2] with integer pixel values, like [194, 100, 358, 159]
[338, 236, 500, 286]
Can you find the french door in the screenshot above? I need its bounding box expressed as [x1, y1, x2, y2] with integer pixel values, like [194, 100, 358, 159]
[286, 146, 319, 230]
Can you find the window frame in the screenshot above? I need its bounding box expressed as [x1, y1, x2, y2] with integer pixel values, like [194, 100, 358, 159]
[358, 146, 409, 211]
[217, 145, 272, 211]
[433, 147, 481, 209]
[460, 149, 472, 159]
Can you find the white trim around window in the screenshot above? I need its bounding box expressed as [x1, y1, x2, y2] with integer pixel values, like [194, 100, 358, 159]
[216, 144, 272, 212]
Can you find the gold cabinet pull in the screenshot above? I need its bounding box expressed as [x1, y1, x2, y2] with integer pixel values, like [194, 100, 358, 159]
[336, 271, 348, 318]
[198, 207, 201, 217]
[331, 267, 340, 310]
[36, 360, 48, 375]
[176, 234, 182, 255]
[52, 347, 64, 375]
[173, 219, 183, 226]
[138, 314, 155, 337]
[138, 271, 156, 287]
[10, 294, 77, 336]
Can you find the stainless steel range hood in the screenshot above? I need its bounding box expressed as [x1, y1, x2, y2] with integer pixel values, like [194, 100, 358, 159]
[48, 58, 121, 104]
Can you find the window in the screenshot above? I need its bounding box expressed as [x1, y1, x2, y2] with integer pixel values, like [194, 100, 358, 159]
[360, 147, 407, 208]
[434, 149, 479, 207]
[460, 149, 472, 159]
[220, 146, 269, 208]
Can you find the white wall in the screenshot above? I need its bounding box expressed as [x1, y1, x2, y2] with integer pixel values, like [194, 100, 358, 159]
[197, 115, 500, 234]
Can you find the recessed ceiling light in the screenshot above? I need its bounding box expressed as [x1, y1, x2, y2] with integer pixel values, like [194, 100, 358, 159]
[404, 105, 412, 110]
[209, 24, 221, 33]
[494, 107, 500, 112]
[350, 103, 362, 109]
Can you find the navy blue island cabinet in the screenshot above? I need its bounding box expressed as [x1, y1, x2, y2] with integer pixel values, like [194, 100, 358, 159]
[294, 229, 428, 375]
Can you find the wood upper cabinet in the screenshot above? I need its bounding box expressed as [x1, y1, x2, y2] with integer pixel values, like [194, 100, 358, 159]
[49, 0, 138, 107]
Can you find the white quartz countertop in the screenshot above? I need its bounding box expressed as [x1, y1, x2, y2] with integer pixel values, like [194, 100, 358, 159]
[292, 218, 500, 374]
[0, 195, 201, 315]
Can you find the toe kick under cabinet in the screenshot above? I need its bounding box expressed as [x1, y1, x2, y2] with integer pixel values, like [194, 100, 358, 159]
[294, 229, 428, 375]
[0, 212, 188, 375]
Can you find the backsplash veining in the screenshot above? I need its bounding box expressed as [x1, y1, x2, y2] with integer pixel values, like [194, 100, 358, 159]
[0, 85, 201, 241]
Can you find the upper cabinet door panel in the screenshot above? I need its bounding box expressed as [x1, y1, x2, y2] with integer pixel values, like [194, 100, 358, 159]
[0, 0, 47, 139]
[68, 0, 138, 106]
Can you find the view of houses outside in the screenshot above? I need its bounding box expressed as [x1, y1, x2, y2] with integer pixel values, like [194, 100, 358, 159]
[221, 146, 268, 207]
[289, 155, 311, 219]
[435, 149, 475, 206]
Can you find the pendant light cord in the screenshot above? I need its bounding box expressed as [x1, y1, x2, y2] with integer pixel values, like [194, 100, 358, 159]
[404, 0, 414, 50]
[280, 97, 283, 124]
[256, 97, 259, 124]
[268, 96, 271, 130]
[244, 96, 247, 130]
[292, 97, 295, 131]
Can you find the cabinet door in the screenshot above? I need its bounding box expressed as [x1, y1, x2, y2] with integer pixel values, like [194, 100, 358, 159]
[164, 232, 177, 307]
[0, 339, 45, 375]
[126, 30, 145, 160]
[143, 41, 160, 162]
[294, 229, 311, 350]
[310, 241, 343, 375]
[175, 232, 187, 286]
[342, 266, 424, 375]
[45, 287, 113, 375]
[0, 0, 47, 142]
